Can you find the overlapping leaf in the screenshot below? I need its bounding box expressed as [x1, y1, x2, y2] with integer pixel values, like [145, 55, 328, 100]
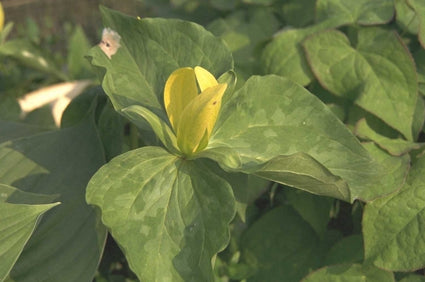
[87, 6, 233, 120]
[304, 27, 417, 140]
[0, 111, 107, 281]
[86, 146, 235, 281]
[0, 184, 59, 281]
[363, 155, 425, 271]
[302, 264, 394, 282]
[209, 75, 399, 202]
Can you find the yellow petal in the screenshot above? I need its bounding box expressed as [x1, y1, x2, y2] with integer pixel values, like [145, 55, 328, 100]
[163, 67, 198, 131]
[177, 83, 227, 156]
[194, 66, 218, 92]
[0, 2, 4, 31]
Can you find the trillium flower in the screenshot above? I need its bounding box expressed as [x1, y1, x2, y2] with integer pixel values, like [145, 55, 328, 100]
[164, 66, 227, 157]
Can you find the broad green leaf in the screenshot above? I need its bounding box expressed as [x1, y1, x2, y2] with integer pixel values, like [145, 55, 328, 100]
[242, 0, 275, 5]
[324, 235, 364, 265]
[86, 146, 235, 281]
[0, 111, 107, 281]
[0, 184, 60, 281]
[260, 28, 315, 86]
[67, 26, 92, 79]
[209, 75, 393, 202]
[363, 155, 425, 271]
[303, 28, 417, 140]
[121, 105, 179, 155]
[302, 264, 394, 282]
[355, 119, 424, 156]
[240, 206, 324, 281]
[0, 39, 67, 81]
[87, 6, 233, 120]
[395, 0, 419, 34]
[284, 188, 334, 238]
[360, 142, 409, 201]
[316, 0, 394, 25]
[408, 0, 425, 48]
[412, 96, 425, 140]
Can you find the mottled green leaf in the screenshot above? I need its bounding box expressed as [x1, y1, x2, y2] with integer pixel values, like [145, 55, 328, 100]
[395, 0, 419, 34]
[304, 28, 417, 140]
[86, 146, 235, 281]
[316, 0, 394, 25]
[209, 75, 394, 202]
[302, 264, 394, 282]
[87, 6, 233, 120]
[0, 113, 107, 281]
[363, 155, 425, 271]
[355, 119, 424, 156]
[0, 184, 60, 281]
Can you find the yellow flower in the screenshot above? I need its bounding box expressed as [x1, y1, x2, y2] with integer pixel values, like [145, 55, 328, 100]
[164, 66, 227, 157]
[0, 1, 4, 32]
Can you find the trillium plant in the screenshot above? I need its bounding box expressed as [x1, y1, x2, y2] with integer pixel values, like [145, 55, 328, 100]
[3, 1, 425, 281]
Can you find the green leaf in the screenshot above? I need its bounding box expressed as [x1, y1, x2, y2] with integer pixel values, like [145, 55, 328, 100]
[281, 0, 316, 27]
[407, 0, 425, 48]
[209, 75, 392, 202]
[86, 146, 235, 281]
[0, 184, 60, 281]
[324, 235, 364, 265]
[399, 275, 425, 282]
[363, 155, 425, 271]
[355, 119, 424, 156]
[302, 264, 394, 282]
[0, 39, 67, 81]
[121, 105, 179, 154]
[67, 26, 92, 79]
[316, 0, 394, 25]
[240, 206, 324, 281]
[87, 6, 233, 119]
[0, 121, 47, 143]
[303, 27, 417, 140]
[284, 189, 334, 238]
[0, 112, 107, 281]
[395, 0, 419, 34]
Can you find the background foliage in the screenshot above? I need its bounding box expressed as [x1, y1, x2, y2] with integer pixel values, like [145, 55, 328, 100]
[1, 0, 425, 281]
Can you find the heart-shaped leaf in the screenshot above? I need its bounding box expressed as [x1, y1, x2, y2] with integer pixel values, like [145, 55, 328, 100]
[86, 146, 235, 281]
[303, 27, 417, 140]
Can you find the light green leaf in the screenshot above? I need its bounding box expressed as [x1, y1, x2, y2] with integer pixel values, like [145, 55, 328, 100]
[363, 155, 425, 271]
[240, 206, 323, 281]
[355, 119, 424, 156]
[316, 0, 394, 25]
[395, 0, 419, 34]
[87, 6, 233, 120]
[408, 0, 425, 48]
[86, 146, 235, 281]
[324, 234, 364, 265]
[210, 75, 393, 202]
[303, 27, 417, 140]
[0, 111, 107, 281]
[0, 184, 60, 281]
[302, 264, 394, 282]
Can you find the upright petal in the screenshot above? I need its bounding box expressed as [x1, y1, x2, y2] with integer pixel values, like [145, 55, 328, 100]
[177, 83, 227, 156]
[194, 66, 218, 92]
[164, 68, 198, 131]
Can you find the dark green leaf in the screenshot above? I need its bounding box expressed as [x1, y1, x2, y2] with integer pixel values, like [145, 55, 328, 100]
[324, 235, 364, 265]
